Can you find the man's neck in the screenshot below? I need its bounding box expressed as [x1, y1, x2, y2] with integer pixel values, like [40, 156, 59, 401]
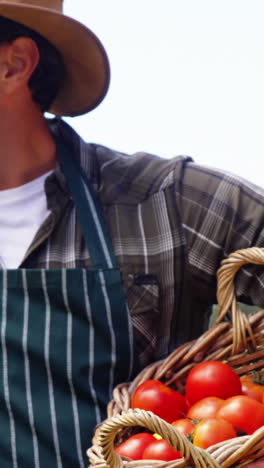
[0, 103, 57, 190]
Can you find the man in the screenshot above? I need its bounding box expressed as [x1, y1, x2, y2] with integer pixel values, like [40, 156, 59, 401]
[0, 0, 263, 467]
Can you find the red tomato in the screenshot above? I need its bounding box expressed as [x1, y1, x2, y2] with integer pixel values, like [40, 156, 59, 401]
[185, 361, 242, 405]
[184, 396, 191, 410]
[171, 418, 195, 437]
[115, 433, 155, 460]
[216, 395, 264, 434]
[187, 396, 224, 420]
[142, 439, 182, 461]
[240, 375, 264, 403]
[131, 380, 187, 423]
[193, 417, 236, 449]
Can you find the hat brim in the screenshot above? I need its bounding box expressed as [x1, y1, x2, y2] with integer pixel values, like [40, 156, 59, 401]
[0, 3, 110, 116]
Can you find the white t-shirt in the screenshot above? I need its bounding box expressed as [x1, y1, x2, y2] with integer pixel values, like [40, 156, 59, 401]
[0, 171, 53, 268]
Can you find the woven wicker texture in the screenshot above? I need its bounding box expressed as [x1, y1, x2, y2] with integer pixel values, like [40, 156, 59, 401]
[88, 248, 264, 467]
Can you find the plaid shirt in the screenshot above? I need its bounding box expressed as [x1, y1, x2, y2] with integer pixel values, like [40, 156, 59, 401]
[19, 118, 264, 369]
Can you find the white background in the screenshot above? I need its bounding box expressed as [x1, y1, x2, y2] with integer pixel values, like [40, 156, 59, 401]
[63, 0, 264, 188]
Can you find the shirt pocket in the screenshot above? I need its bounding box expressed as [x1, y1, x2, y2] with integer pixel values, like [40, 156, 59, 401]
[124, 273, 161, 369]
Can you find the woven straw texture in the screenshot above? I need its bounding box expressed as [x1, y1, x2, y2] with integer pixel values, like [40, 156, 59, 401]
[88, 247, 264, 467]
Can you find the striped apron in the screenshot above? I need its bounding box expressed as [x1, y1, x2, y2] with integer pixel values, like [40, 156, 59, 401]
[0, 141, 136, 467]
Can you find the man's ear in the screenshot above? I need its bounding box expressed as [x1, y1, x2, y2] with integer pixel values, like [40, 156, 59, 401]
[0, 37, 39, 94]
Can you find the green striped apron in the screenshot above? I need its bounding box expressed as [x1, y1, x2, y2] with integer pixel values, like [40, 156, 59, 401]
[0, 141, 136, 467]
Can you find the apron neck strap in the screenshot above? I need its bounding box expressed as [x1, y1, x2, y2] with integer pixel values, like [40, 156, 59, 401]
[55, 139, 117, 270]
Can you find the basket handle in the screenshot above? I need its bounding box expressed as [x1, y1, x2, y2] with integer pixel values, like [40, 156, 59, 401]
[216, 247, 264, 354]
[96, 408, 221, 468]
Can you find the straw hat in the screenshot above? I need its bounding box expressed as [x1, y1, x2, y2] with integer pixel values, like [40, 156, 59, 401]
[0, 0, 110, 116]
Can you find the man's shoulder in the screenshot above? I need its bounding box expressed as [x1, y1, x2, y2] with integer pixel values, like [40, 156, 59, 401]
[81, 140, 192, 204]
[51, 118, 191, 202]
[53, 119, 264, 207]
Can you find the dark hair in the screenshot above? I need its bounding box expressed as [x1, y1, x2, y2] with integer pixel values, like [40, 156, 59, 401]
[0, 16, 65, 112]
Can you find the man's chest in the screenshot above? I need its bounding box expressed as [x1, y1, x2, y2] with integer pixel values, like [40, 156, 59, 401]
[21, 197, 189, 367]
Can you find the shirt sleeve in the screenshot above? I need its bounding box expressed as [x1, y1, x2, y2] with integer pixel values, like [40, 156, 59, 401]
[177, 160, 264, 307]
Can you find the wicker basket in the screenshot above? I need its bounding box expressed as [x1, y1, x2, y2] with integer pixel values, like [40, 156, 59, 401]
[88, 247, 264, 467]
